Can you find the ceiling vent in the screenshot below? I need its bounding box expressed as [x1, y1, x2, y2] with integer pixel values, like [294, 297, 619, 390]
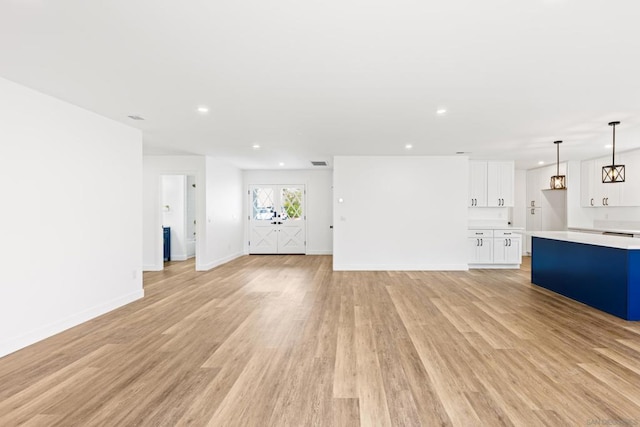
[310, 161, 328, 167]
[127, 115, 145, 120]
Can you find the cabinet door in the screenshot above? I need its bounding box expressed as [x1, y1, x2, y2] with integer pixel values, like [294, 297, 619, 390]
[526, 168, 541, 208]
[525, 207, 542, 255]
[469, 161, 488, 207]
[493, 237, 509, 263]
[620, 150, 640, 206]
[506, 238, 522, 264]
[595, 155, 621, 206]
[487, 161, 514, 207]
[581, 160, 596, 207]
[468, 237, 493, 263]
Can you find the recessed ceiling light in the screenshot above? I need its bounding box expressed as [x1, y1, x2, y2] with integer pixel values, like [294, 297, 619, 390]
[436, 108, 447, 115]
[538, 161, 545, 165]
[252, 144, 261, 149]
[279, 162, 285, 166]
[405, 144, 413, 150]
[197, 106, 209, 114]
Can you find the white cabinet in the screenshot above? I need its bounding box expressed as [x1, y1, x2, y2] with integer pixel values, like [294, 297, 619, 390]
[469, 161, 488, 207]
[525, 207, 542, 254]
[581, 157, 621, 207]
[469, 161, 514, 207]
[487, 161, 514, 207]
[468, 233, 493, 264]
[621, 150, 640, 206]
[468, 229, 522, 267]
[493, 230, 522, 264]
[581, 159, 597, 207]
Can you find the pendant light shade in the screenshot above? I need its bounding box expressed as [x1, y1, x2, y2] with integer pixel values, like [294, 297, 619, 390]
[602, 121, 625, 183]
[550, 140, 566, 189]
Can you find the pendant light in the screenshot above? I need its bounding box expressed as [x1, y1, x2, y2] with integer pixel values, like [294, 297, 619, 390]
[550, 140, 566, 189]
[602, 121, 625, 183]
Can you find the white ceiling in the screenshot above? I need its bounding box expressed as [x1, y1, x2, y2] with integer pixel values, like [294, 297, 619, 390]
[2, 0, 640, 170]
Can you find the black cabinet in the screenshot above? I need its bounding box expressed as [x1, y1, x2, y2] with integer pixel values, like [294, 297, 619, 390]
[163, 227, 171, 262]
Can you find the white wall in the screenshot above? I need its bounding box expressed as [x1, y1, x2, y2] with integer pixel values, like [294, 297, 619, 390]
[0, 77, 143, 357]
[144, 156, 245, 271]
[143, 156, 206, 270]
[162, 175, 187, 260]
[333, 156, 468, 270]
[243, 169, 333, 255]
[203, 157, 245, 269]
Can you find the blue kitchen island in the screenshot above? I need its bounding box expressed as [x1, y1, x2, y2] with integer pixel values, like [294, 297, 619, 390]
[531, 232, 640, 321]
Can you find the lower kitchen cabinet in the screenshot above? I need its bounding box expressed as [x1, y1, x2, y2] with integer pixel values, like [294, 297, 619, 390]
[493, 230, 522, 264]
[468, 229, 522, 268]
[468, 230, 494, 264]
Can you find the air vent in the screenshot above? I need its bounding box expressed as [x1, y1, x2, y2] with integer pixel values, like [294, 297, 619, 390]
[310, 161, 328, 166]
[128, 115, 145, 121]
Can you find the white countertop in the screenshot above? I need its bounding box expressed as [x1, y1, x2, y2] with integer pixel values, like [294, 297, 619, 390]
[531, 231, 640, 250]
[568, 226, 640, 236]
[468, 225, 524, 231]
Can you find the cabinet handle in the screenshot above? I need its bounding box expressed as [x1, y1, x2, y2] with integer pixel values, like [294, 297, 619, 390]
[508, 238, 511, 246]
[606, 197, 609, 206]
[505, 239, 508, 246]
[531, 209, 535, 215]
[531, 201, 534, 207]
[480, 238, 483, 246]
[590, 198, 594, 206]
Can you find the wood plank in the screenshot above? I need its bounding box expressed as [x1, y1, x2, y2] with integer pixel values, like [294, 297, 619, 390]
[0, 256, 639, 425]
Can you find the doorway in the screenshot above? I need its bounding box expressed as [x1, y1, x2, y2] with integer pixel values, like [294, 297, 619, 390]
[161, 175, 197, 264]
[249, 185, 306, 254]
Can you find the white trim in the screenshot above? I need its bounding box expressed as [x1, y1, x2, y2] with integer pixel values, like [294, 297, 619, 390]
[143, 263, 162, 271]
[306, 250, 333, 255]
[196, 251, 245, 271]
[469, 264, 521, 269]
[0, 289, 144, 358]
[332, 263, 469, 271]
[171, 253, 188, 261]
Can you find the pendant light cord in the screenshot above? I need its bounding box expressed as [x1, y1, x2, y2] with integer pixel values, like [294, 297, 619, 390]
[556, 142, 560, 176]
[612, 123, 616, 165]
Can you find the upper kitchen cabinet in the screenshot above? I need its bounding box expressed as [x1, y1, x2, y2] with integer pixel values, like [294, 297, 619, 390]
[581, 156, 621, 207]
[487, 161, 514, 207]
[620, 150, 640, 206]
[469, 161, 488, 207]
[469, 161, 514, 207]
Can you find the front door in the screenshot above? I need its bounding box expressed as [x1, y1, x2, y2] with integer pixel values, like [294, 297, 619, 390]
[249, 185, 306, 254]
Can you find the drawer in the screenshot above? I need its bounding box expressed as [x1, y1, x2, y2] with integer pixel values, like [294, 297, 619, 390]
[494, 230, 520, 238]
[468, 229, 494, 238]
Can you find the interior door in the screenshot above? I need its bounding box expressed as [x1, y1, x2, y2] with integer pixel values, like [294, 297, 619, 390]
[249, 185, 306, 254]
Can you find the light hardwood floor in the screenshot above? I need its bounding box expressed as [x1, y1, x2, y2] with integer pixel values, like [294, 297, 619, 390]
[1, 255, 640, 426]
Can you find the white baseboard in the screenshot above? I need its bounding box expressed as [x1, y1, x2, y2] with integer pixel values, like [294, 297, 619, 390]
[306, 250, 333, 255]
[196, 251, 245, 271]
[143, 264, 162, 271]
[469, 263, 521, 269]
[0, 289, 144, 358]
[332, 263, 469, 271]
[171, 254, 188, 261]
